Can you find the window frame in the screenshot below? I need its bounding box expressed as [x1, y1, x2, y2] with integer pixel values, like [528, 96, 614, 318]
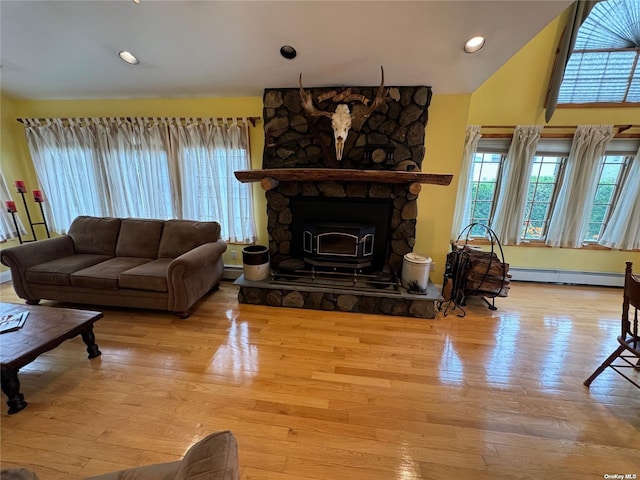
[520, 154, 567, 242]
[466, 151, 506, 237]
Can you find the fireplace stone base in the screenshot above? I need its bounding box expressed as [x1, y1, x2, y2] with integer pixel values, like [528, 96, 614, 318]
[234, 274, 442, 319]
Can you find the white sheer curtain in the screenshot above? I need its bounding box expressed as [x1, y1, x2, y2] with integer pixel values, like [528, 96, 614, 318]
[450, 125, 482, 240]
[0, 172, 26, 241]
[492, 125, 542, 245]
[173, 118, 256, 243]
[599, 146, 640, 250]
[546, 124, 614, 247]
[95, 118, 176, 219]
[22, 117, 255, 239]
[23, 118, 109, 233]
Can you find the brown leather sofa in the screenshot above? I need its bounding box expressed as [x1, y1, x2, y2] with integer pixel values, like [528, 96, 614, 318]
[1, 430, 239, 480]
[0, 216, 227, 318]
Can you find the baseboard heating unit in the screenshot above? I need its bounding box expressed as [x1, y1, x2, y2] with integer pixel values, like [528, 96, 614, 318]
[509, 268, 624, 287]
[223, 265, 243, 281]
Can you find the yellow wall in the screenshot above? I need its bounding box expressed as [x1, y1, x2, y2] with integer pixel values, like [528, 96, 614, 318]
[1, 96, 30, 262]
[417, 94, 471, 279]
[468, 13, 640, 273]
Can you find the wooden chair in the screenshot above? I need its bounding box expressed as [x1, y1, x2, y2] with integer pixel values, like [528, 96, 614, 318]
[585, 261, 640, 388]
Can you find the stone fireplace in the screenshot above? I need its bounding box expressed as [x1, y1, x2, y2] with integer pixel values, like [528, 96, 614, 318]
[234, 82, 453, 318]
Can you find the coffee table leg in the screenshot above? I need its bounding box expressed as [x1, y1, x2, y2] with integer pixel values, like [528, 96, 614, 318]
[1, 367, 28, 414]
[80, 325, 101, 359]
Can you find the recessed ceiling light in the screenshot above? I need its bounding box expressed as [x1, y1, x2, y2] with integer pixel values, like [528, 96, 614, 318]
[280, 45, 297, 60]
[132, 0, 140, 3]
[464, 36, 485, 53]
[118, 51, 139, 65]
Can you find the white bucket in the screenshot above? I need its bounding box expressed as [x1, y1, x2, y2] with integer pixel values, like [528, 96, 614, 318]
[401, 253, 431, 292]
[242, 245, 270, 281]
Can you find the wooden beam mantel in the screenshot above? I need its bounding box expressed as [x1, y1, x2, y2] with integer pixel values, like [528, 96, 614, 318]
[234, 169, 453, 189]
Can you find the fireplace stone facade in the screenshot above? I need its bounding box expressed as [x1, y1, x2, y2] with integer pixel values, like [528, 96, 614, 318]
[235, 83, 442, 318]
[263, 85, 432, 170]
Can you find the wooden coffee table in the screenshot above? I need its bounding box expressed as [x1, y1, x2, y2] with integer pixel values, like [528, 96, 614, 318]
[0, 302, 103, 414]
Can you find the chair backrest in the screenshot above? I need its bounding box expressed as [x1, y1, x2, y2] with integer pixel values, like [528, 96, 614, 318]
[623, 261, 640, 353]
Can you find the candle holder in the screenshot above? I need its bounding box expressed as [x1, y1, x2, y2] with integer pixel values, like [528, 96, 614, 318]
[8, 183, 51, 243]
[5, 202, 24, 244]
[18, 190, 38, 242]
[32, 192, 50, 239]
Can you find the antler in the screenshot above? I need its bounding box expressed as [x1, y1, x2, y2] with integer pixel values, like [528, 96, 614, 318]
[360, 66, 390, 119]
[299, 74, 333, 118]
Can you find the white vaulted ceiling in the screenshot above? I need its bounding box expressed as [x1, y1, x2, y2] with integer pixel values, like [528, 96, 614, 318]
[0, 0, 572, 100]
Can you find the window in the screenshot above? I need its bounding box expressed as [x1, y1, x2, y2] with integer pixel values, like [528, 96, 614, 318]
[458, 135, 638, 249]
[176, 120, 255, 243]
[521, 156, 565, 240]
[558, 0, 640, 106]
[468, 152, 504, 237]
[584, 153, 632, 243]
[40, 145, 108, 229]
[22, 117, 256, 242]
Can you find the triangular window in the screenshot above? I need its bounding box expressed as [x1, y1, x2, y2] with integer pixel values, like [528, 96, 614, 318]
[558, 0, 640, 105]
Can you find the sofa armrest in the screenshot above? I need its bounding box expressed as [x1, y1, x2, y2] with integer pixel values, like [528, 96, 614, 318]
[0, 236, 75, 301]
[167, 239, 227, 313]
[84, 431, 238, 480]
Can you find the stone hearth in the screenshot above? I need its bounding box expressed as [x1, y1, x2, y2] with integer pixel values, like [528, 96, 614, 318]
[235, 273, 440, 318]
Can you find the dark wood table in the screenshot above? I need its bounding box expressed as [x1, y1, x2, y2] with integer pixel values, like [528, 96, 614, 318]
[0, 302, 102, 414]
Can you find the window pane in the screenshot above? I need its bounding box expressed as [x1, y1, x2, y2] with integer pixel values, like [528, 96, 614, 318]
[521, 156, 563, 240]
[558, 51, 636, 103]
[467, 153, 503, 236]
[583, 154, 630, 242]
[557, 0, 640, 105]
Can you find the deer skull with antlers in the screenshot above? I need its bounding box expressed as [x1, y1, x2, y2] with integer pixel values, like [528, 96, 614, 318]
[299, 66, 391, 161]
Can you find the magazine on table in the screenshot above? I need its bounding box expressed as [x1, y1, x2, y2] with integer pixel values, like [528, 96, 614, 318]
[0, 311, 29, 334]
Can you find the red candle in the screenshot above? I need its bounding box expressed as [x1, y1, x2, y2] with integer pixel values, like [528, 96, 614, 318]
[5, 201, 17, 213]
[15, 180, 26, 193]
[33, 190, 44, 203]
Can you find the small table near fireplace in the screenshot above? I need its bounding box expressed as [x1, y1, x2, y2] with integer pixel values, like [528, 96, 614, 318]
[0, 302, 102, 414]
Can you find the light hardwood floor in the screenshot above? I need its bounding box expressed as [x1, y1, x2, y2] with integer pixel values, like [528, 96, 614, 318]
[0, 280, 638, 480]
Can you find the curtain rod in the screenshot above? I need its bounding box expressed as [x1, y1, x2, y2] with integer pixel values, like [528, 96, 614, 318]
[17, 116, 262, 127]
[480, 124, 638, 131]
[481, 132, 640, 139]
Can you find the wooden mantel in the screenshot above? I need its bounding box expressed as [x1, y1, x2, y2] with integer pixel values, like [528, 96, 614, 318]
[234, 169, 453, 191]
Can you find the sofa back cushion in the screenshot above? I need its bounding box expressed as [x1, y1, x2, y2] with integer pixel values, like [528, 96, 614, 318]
[116, 219, 165, 258]
[69, 216, 121, 256]
[158, 220, 221, 258]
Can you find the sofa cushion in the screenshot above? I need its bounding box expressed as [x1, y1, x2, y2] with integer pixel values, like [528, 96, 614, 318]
[70, 257, 152, 290]
[115, 219, 165, 258]
[158, 220, 221, 258]
[119, 258, 172, 292]
[69, 216, 121, 256]
[176, 430, 238, 480]
[25, 254, 112, 286]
